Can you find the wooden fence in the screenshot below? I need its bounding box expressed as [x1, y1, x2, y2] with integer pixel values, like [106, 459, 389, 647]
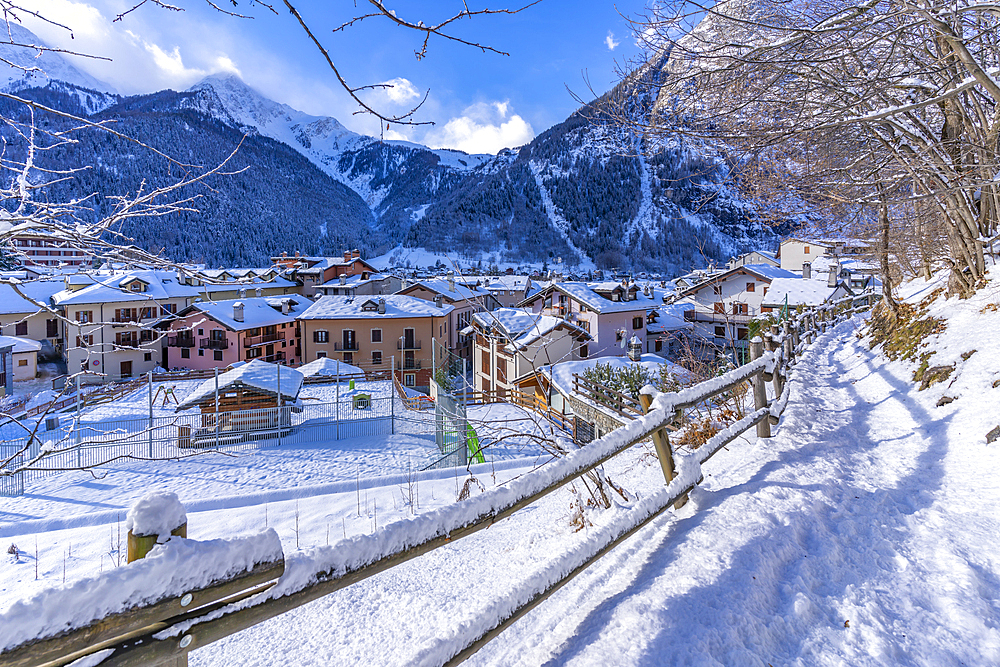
[0, 293, 876, 667]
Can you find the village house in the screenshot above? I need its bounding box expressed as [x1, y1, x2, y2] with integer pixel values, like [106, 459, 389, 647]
[0, 335, 42, 382]
[297, 295, 454, 388]
[777, 237, 871, 272]
[0, 280, 67, 358]
[272, 250, 379, 297]
[518, 281, 661, 359]
[188, 268, 299, 301]
[166, 296, 309, 371]
[674, 264, 798, 361]
[727, 250, 778, 270]
[6, 228, 92, 269]
[52, 270, 201, 380]
[468, 308, 591, 397]
[314, 272, 401, 298]
[462, 275, 533, 308]
[396, 272, 499, 362]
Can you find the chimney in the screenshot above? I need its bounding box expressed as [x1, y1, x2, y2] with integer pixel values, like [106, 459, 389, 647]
[802, 262, 811, 280]
[233, 301, 244, 323]
[447, 270, 455, 292]
[282, 251, 287, 258]
[352, 249, 360, 260]
[344, 251, 352, 263]
[281, 299, 290, 315]
[628, 335, 642, 362]
[295, 251, 300, 258]
[255, 287, 262, 297]
[339, 275, 347, 285]
[401, 277, 409, 290]
[239, 288, 247, 298]
[378, 298, 386, 314]
[434, 294, 444, 308]
[828, 264, 838, 288]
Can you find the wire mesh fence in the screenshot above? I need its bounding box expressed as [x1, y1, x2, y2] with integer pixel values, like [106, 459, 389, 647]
[0, 395, 441, 497]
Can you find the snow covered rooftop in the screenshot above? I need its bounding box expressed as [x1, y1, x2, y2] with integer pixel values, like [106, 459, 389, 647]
[761, 278, 840, 308]
[52, 270, 201, 306]
[524, 282, 661, 314]
[176, 360, 304, 410]
[298, 295, 454, 320]
[465, 275, 532, 292]
[182, 297, 306, 331]
[472, 308, 591, 352]
[0, 280, 64, 314]
[405, 278, 489, 303]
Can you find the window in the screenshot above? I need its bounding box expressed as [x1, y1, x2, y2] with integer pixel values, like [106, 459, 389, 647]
[342, 329, 356, 350]
[804, 245, 811, 254]
[76, 335, 94, 347]
[715, 325, 726, 337]
[317, 351, 327, 359]
[198, 349, 204, 356]
[482, 349, 489, 372]
[746, 282, 755, 292]
[140, 307, 156, 319]
[714, 302, 725, 314]
[314, 330, 329, 343]
[713, 284, 722, 295]
[160, 303, 177, 316]
[372, 350, 382, 365]
[632, 316, 643, 330]
[76, 310, 93, 323]
[198, 328, 204, 335]
[18, 359, 27, 366]
[498, 358, 507, 383]
[762, 306, 774, 313]
[144, 353, 152, 362]
[404, 373, 416, 387]
[655, 339, 663, 352]
[343, 352, 354, 365]
[737, 328, 749, 341]
[47, 319, 58, 338]
[371, 328, 382, 343]
[140, 330, 154, 342]
[181, 348, 190, 359]
[214, 350, 223, 361]
[129, 282, 142, 292]
[15, 321, 27, 336]
[732, 303, 748, 316]
[579, 344, 588, 359]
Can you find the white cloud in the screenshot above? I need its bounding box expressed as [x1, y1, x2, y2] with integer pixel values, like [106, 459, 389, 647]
[605, 31, 620, 51]
[424, 100, 534, 155]
[380, 77, 421, 104]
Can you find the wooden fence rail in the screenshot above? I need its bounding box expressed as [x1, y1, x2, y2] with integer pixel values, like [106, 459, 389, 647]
[0, 292, 877, 667]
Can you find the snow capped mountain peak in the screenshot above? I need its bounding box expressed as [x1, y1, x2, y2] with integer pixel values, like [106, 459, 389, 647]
[0, 22, 115, 94]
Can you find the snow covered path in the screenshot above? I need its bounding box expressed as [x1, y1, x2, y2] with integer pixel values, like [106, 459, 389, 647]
[195, 317, 1000, 666]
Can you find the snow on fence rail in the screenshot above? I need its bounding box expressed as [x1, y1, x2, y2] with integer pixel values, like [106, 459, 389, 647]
[0, 293, 877, 667]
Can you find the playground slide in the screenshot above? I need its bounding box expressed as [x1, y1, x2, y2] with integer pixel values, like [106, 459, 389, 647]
[466, 424, 486, 464]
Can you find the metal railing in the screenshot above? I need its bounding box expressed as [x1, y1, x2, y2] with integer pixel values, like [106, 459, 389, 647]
[244, 331, 285, 348]
[166, 335, 195, 348]
[397, 339, 422, 350]
[199, 338, 229, 350]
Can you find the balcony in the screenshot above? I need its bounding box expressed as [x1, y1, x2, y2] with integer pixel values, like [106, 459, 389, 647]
[683, 309, 752, 325]
[260, 352, 286, 363]
[334, 341, 359, 351]
[244, 331, 285, 348]
[402, 359, 422, 370]
[116, 339, 140, 348]
[397, 339, 422, 350]
[167, 335, 195, 348]
[200, 338, 229, 350]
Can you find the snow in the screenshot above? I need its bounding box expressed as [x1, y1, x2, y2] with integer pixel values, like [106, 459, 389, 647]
[6, 276, 1000, 666]
[298, 358, 365, 378]
[0, 529, 282, 653]
[298, 294, 454, 319]
[183, 297, 299, 330]
[174, 360, 304, 410]
[0, 335, 42, 354]
[125, 491, 187, 539]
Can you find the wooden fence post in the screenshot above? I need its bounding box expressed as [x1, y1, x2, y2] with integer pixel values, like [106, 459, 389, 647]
[782, 320, 794, 365]
[638, 393, 687, 509]
[749, 338, 771, 438]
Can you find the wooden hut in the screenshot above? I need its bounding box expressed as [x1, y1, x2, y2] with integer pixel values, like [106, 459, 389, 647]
[175, 360, 304, 445]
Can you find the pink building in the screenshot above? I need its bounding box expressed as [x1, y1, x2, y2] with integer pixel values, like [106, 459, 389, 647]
[166, 297, 310, 370]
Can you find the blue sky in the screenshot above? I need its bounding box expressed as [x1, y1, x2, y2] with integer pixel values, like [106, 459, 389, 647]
[23, 0, 648, 153]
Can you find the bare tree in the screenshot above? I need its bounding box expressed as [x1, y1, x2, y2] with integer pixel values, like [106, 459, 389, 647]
[615, 0, 1000, 297]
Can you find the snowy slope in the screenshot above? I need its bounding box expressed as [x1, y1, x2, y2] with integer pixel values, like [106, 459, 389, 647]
[0, 23, 114, 95]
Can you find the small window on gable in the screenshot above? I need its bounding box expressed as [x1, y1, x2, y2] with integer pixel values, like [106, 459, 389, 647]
[746, 282, 755, 292]
[713, 284, 722, 295]
[804, 246, 811, 254]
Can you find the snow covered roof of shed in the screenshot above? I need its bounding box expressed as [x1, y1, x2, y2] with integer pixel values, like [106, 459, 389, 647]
[0, 335, 42, 353]
[176, 360, 303, 410]
[298, 294, 454, 320]
[298, 357, 365, 378]
[52, 270, 201, 306]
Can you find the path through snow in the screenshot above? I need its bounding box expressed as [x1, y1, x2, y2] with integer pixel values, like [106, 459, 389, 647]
[195, 316, 1000, 666]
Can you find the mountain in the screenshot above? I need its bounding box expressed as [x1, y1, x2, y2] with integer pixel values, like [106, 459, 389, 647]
[0, 26, 777, 271]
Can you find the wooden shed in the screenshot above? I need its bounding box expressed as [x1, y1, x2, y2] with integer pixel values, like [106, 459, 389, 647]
[175, 360, 304, 445]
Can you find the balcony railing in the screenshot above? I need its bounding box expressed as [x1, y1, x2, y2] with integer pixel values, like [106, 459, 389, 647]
[115, 339, 140, 348]
[334, 341, 359, 351]
[167, 335, 195, 348]
[683, 310, 752, 325]
[402, 359, 422, 370]
[200, 338, 229, 350]
[244, 331, 285, 348]
[397, 339, 422, 350]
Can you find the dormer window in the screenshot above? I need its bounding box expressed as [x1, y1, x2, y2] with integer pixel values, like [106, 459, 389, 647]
[361, 300, 378, 312]
[129, 282, 142, 292]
